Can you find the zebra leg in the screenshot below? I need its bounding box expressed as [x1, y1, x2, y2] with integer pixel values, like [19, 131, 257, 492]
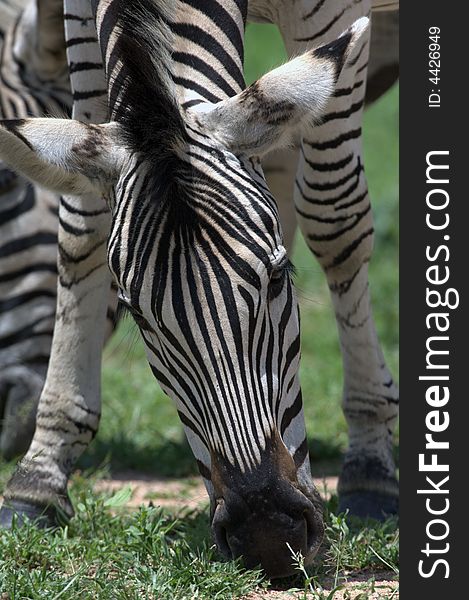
[0, 192, 111, 527]
[262, 0, 399, 517]
[0, 179, 58, 460]
[296, 147, 399, 519]
[292, 47, 398, 519]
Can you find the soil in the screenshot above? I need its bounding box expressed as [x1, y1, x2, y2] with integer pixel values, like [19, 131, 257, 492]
[92, 472, 339, 511]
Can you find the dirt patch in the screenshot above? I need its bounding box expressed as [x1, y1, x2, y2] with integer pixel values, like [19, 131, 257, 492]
[244, 573, 398, 599]
[93, 472, 339, 511]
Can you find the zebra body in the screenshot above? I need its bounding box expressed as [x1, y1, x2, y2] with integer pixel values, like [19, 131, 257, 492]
[0, 0, 398, 577]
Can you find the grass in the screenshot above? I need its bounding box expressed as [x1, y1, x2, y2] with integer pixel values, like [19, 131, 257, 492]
[0, 482, 266, 599]
[0, 479, 398, 598]
[0, 23, 398, 599]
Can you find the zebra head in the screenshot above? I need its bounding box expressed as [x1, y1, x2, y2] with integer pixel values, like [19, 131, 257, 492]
[0, 0, 368, 577]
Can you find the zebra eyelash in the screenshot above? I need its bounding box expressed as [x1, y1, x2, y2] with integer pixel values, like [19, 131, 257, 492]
[118, 296, 152, 331]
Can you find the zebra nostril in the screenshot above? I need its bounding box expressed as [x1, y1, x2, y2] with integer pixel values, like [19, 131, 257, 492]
[212, 500, 233, 559]
[213, 522, 232, 559]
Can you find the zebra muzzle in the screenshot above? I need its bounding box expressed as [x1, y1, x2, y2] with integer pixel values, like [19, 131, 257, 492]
[209, 436, 324, 578]
[211, 483, 323, 578]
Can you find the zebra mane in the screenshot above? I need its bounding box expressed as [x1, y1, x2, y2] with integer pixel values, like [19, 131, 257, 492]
[100, 0, 187, 162]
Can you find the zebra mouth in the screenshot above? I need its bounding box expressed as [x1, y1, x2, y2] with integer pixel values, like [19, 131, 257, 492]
[0, 167, 19, 194]
[210, 484, 324, 577]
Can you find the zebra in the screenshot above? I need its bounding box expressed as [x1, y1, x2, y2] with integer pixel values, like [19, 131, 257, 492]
[0, 0, 397, 577]
[0, 0, 398, 463]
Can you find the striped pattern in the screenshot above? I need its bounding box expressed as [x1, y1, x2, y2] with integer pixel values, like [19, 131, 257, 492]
[0, 0, 398, 570]
[93, 0, 306, 475]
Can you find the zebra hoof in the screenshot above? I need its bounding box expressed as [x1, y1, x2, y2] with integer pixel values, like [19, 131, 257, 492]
[0, 500, 61, 529]
[338, 491, 399, 521]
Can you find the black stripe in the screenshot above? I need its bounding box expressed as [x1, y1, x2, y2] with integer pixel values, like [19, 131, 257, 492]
[336, 189, 368, 211]
[173, 51, 237, 97]
[301, 157, 362, 191]
[64, 13, 93, 23]
[293, 438, 309, 468]
[296, 6, 351, 42]
[69, 61, 103, 74]
[0, 290, 56, 312]
[73, 89, 107, 101]
[322, 99, 364, 124]
[304, 128, 361, 151]
[173, 75, 221, 104]
[0, 232, 57, 258]
[59, 216, 94, 236]
[307, 205, 371, 242]
[58, 238, 106, 265]
[60, 196, 109, 217]
[348, 40, 368, 67]
[303, 0, 327, 20]
[334, 79, 365, 97]
[65, 36, 97, 48]
[0, 262, 57, 284]
[295, 171, 361, 206]
[329, 264, 366, 296]
[301, 150, 354, 172]
[327, 228, 373, 269]
[0, 315, 53, 349]
[280, 392, 303, 436]
[0, 184, 35, 225]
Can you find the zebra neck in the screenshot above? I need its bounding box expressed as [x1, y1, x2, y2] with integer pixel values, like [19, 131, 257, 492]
[173, 0, 248, 107]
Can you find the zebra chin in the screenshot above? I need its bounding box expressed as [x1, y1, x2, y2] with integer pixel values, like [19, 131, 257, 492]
[208, 431, 324, 578]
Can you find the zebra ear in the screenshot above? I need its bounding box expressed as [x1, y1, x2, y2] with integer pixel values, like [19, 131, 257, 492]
[0, 119, 125, 196]
[198, 17, 369, 157]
